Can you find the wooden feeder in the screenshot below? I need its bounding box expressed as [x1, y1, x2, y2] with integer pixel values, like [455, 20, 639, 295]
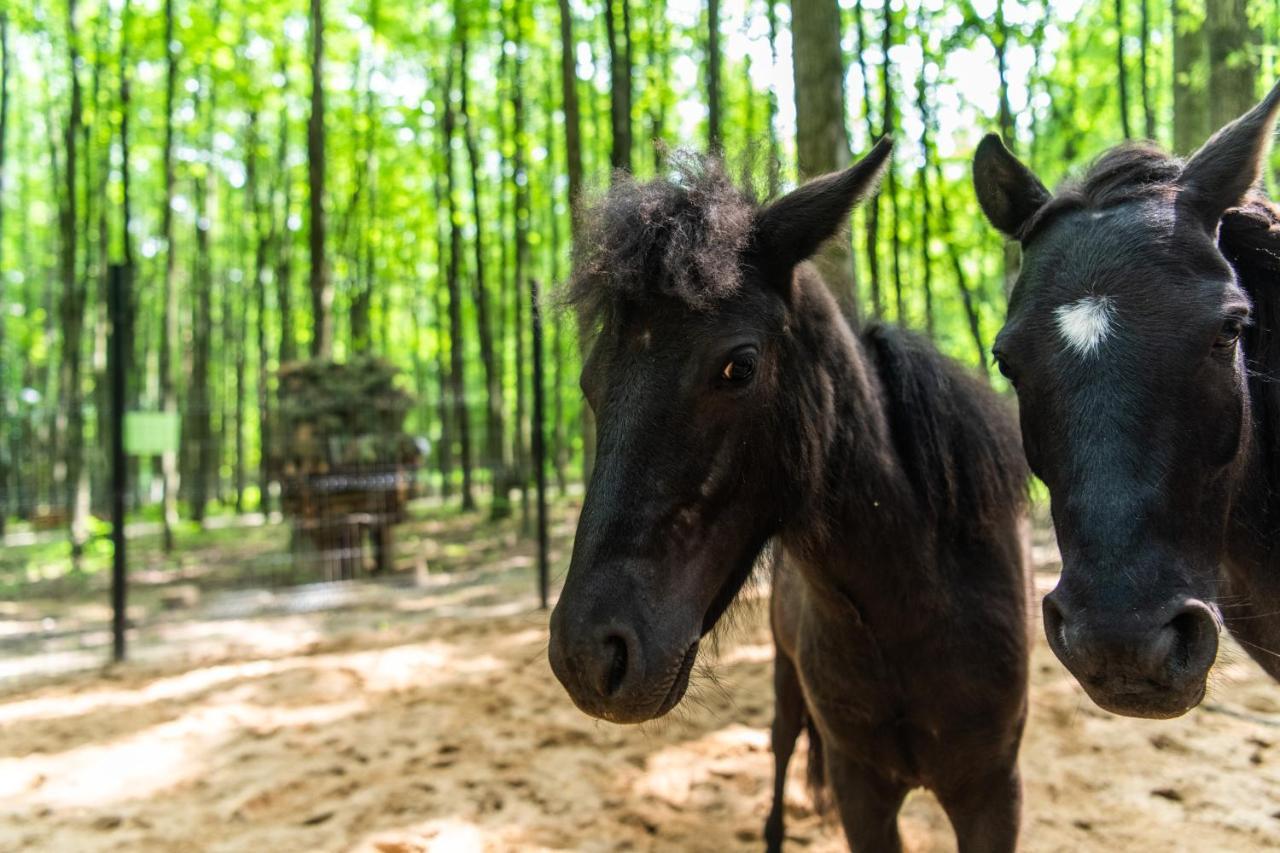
[275, 357, 421, 580]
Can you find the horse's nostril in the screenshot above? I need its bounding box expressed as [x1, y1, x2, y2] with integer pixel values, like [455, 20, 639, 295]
[1162, 602, 1217, 678]
[1167, 612, 1197, 672]
[603, 634, 629, 697]
[1042, 593, 1068, 653]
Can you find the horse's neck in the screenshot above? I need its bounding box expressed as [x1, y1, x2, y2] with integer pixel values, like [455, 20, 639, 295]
[1213, 233, 1280, 671]
[778, 277, 924, 611]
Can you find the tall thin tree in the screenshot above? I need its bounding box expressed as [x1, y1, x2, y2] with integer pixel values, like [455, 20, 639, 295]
[158, 0, 180, 550]
[707, 0, 722, 150]
[59, 0, 88, 558]
[605, 0, 633, 173]
[764, 0, 781, 196]
[881, 0, 903, 322]
[558, 0, 595, 480]
[1139, 0, 1156, 139]
[441, 59, 476, 511]
[513, 0, 533, 527]
[1115, 0, 1132, 138]
[457, 0, 510, 518]
[275, 50, 297, 365]
[308, 0, 333, 358]
[916, 7, 936, 337]
[853, 0, 880, 317]
[791, 0, 856, 311]
[0, 12, 9, 538]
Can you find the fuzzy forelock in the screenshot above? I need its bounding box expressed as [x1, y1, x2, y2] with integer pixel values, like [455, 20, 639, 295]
[564, 152, 757, 329]
[1022, 142, 1185, 242]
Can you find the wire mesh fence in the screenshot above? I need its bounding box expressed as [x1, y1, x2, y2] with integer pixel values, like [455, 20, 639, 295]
[0, 391, 565, 685]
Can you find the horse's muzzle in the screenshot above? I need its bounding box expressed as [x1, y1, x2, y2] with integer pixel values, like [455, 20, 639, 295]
[548, 602, 700, 724]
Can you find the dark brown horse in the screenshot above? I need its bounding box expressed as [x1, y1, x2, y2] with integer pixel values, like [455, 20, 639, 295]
[973, 82, 1280, 719]
[548, 141, 1031, 852]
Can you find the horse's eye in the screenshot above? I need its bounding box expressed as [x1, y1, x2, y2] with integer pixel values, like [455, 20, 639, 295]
[1215, 318, 1244, 350]
[992, 350, 1017, 386]
[721, 351, 757, 383]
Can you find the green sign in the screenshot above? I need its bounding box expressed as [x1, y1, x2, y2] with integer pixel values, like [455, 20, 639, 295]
[124, 411, 180, 456]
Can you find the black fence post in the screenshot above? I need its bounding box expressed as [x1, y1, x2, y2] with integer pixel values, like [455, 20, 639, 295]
[530, 279, 549, 610]
[108, 263, 130, 662]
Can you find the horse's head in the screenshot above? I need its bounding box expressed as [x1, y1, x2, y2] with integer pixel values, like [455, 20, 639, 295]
[972, 83, 1280, 718]
[548, 141, 892, 724]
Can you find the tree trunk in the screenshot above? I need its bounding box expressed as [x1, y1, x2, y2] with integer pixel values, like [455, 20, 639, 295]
[275, 53, 297, 365]
[707, 0, 722, 150]
[89, 9, 110, 519]
[558, 0, 595, 482]
[791, 0, 856, 312]
[433, 285, 455, 501]
[993, 0, 1019, 296]
[120, 0, 142, 510]
[513, 0, 532, 530]
[250, 108, 274, 514]
[1172, 0, 1209, 154]
[854, 0, 879, 317]
[188, 36, 219, 525]
[0, 12, 9, 537]
[648, 0, 668, 173]
[237, 112, 263, 517]
[1116, 0, 1132, 138]
[457, 0, 509, 518]
[349, 0, 379, 354]
[1139, 0, 1156, 139]
[606, 0, 632, 173]
[42, 100, 62, 517]
[308, 0, 332, 358]
[881, 0, 903, 323]
[59, 0, 88, 559]
[545, 73, 568, 496]
[1205, 0, 1257, 130]
[765, 0, 781, 197]
[430, 140, 454, 501]
[442, 61, 476, 511]
[158, 0, 180, 550]
[916, 12, 935, 338]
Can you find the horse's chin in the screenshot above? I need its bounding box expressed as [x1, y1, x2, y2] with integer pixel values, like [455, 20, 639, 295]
[1080, 679, 1207, 720]
[653, 640, 700, 717]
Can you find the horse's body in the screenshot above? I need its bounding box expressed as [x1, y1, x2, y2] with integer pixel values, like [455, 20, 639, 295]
[546, 143, 1031, 852]
[763, 311, 1031, 853]
[973, 82, 1280, 718]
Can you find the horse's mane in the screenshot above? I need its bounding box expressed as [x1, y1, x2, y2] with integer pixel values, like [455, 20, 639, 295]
[1221, 197, 1280, 503]
[564, 153, 757, 329]
[861, 323, 1029, 534]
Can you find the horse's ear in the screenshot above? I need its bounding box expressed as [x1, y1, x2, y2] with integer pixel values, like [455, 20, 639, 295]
[972, 134, 1051, 239]
[752, 137, 894, 274]
[1177, 80, 1280, 231]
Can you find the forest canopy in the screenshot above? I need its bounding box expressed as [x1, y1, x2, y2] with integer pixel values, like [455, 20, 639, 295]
[0, 0, 1275, 549]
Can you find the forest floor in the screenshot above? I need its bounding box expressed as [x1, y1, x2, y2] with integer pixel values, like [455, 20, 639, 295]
[0, 504, 1279, 852]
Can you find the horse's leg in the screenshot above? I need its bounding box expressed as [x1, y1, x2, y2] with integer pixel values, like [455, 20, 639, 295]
[826, 753, 907, 853]
[763, 648, 804, 853]
[936, 762, 1022, 853]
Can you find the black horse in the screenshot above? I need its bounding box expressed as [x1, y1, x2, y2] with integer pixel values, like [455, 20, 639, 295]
[973, 82, 1280, 719]
[548, 141, 1031, 852]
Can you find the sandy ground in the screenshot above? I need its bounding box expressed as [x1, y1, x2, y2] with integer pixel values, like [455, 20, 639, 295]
[0, 570, 1278, 851]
